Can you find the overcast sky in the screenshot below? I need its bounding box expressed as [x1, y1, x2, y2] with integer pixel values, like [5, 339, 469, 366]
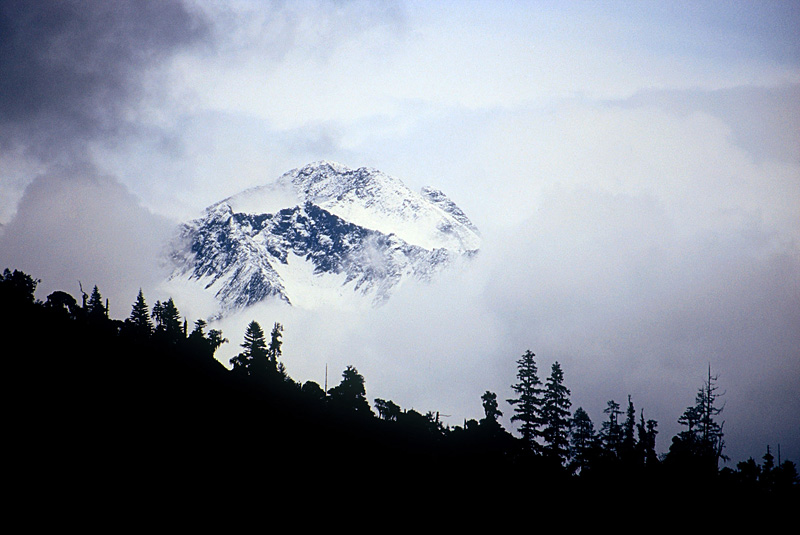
[1, 0, 798, 466]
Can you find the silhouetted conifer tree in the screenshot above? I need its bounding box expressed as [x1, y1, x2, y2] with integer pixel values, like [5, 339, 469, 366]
[541, 361, 572, 465]
[600, 399, 622, 458]
[152, 300, 163, 328]
[231, 320, 269, 377]
[128, 289, 153, 337]
[569, 407, 597, 473]
[190, 319, 207, 338]
[677, 404, 701, 438]
[695, 365, 726, 468]
[267, 322, 283, 364]
[668, 365, 726, 473]
[153, 298, 182, 341]
[208, 329, 228, 355]
[86, 285, 107, 321]
[266, 322, 290, 381]
[164, 299, 181, 338]
[507, 350, 543, 452]
[620, 395, 637, 465]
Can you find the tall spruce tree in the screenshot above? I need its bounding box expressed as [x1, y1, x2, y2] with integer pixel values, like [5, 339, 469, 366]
[152, 297, 182, 340]
[86, 285, 107, 320]
[267, 322, 283, 364]
[569, 407, 597, 473]
[128, 289, 153, 337]
[231, 320, 269, 377]
[151, 300, 163, 330]
[541, 361, 572, 465]
[507, 350, 543, 452]
[620, 395, 637, 464]
[600, 399, 622, 458]
[266, 322, 287, 379]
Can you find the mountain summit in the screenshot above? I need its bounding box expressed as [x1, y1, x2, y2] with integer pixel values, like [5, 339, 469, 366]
[167, 161, 480, 314]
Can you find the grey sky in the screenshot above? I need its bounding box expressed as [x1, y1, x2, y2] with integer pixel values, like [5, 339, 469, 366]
[1, 0, 798, 465]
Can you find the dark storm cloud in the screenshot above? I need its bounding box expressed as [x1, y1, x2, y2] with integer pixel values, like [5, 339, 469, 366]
[0, 0, 208, 157]
[0, 1, 207, 314]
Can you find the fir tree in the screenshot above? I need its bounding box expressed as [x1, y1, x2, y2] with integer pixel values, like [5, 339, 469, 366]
[162, 298, 182, 339]
[208, 329, 228, 356]
[620, 395, 637, 464]
[267, 322, 288, 380]
[151, 300, 163, 330]
[569, 407, 597, 473]
[668, 366, 727, 474]
[541, 361, 572, 465]
[190, 318, 207, 339]
[267, 322, 283, 364]
[677, 404, 701, 436]
[152, 297, 182, 340]
[128, 289, 153, 337]
[507, 350, 543, 452]
[187, 319, 226, 358]
[86, 285, 107, 320]
[600, 399, 622, 458]
[231, 320, 268, 376]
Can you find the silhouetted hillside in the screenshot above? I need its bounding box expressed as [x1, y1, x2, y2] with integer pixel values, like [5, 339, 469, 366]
[3, 268, 797, 510]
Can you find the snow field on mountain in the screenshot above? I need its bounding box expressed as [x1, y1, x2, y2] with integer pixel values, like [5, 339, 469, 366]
[167, 161, 480, 318]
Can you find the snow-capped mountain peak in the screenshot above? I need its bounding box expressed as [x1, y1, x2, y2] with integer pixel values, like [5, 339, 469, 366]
[167, 162, 480, 315]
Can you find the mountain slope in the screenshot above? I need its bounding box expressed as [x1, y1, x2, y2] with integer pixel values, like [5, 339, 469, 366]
[168, 161, 480, 315]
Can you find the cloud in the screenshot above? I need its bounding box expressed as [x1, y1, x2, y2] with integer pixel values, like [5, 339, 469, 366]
[462, 99, 800, 238]
[487, 188, 800, 464]
[0, 0, 208, 221]
[222, 180, 798, 465]
[175, 0, 798, 132]
[622, 84, 800, 164]
[192, 92, 800, 465]
[0, 0, 207, 155]
[0, 161, 175, 319]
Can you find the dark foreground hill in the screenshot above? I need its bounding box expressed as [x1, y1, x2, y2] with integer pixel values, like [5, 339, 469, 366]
[4, 277, 524, 508]
[3, 268, 797, 516]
